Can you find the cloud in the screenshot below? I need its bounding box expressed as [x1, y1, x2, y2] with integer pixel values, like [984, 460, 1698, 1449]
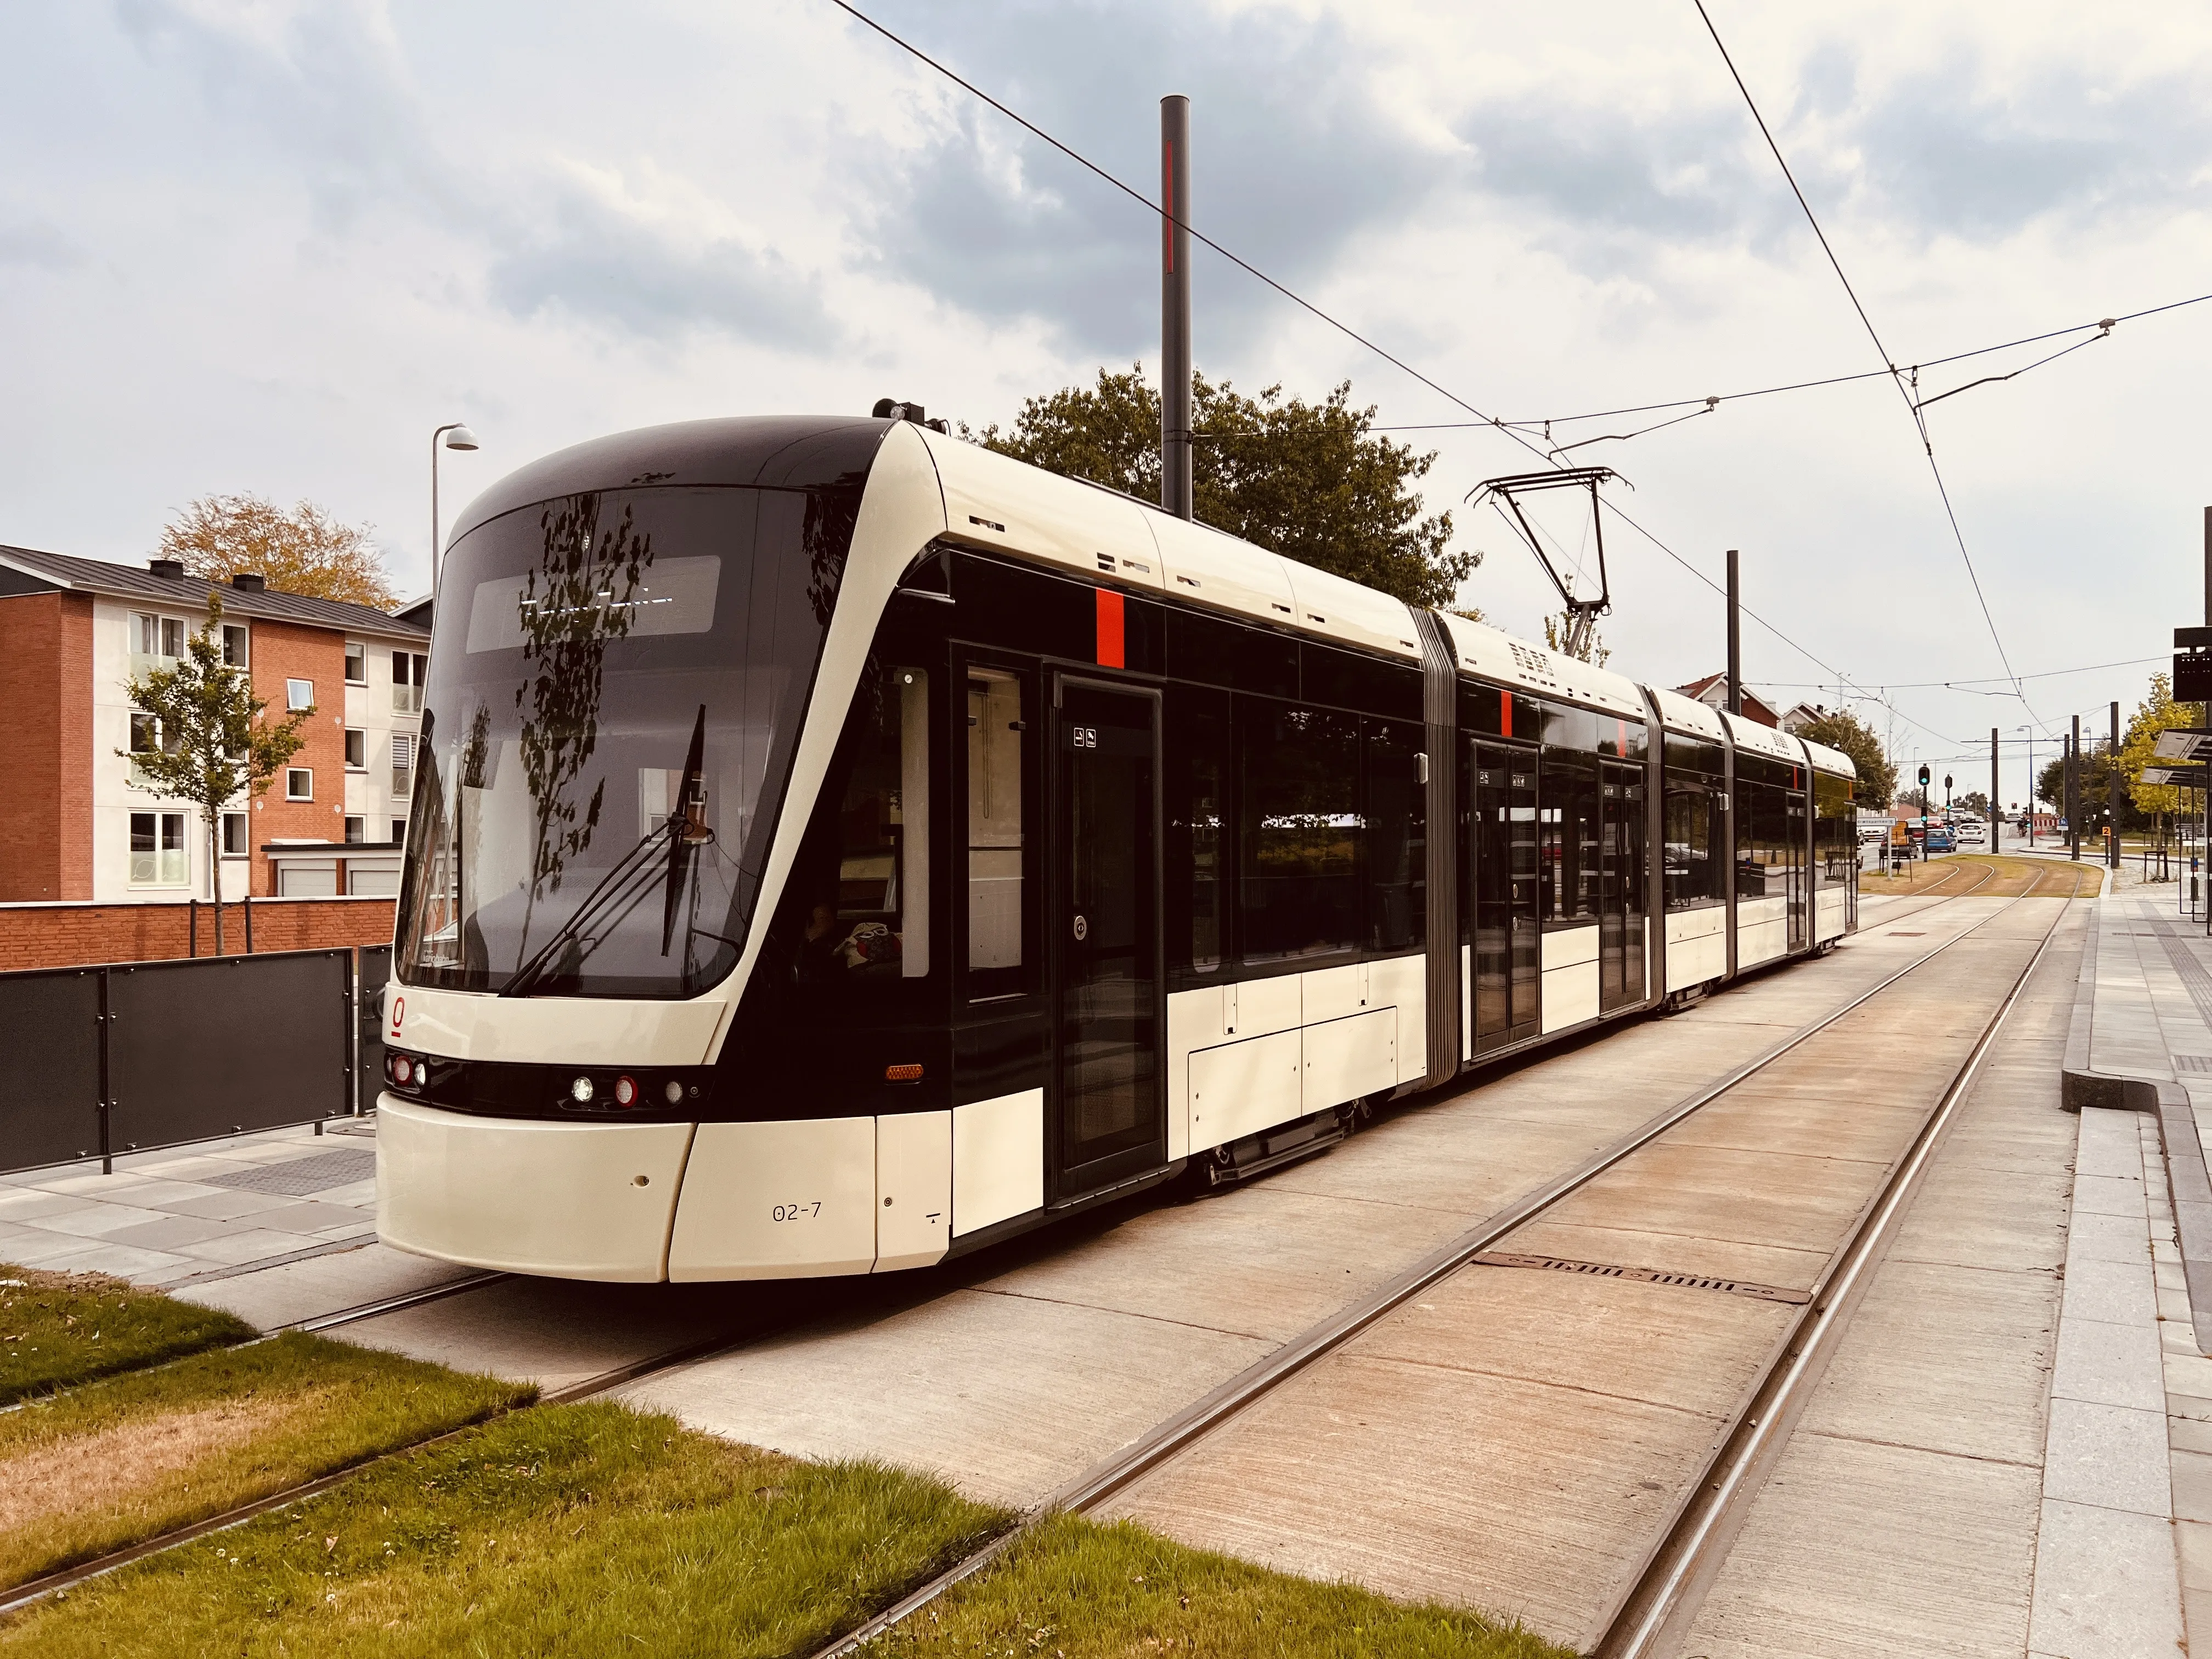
[486, 177, 839, 348]
[0, 221, 85, 272]
[849, 1, 1449, 356]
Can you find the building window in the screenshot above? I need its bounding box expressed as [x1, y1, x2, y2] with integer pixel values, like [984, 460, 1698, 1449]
[221, 623, 249, 667]
[128, 712, 159, 754]
[129, 811, 188, 885]
[286, 678, 314, 712]
[132, 614, 186, 659]
[344, 642, 366, 684]
[343, 816, 364, 844]
[222, 812, 249, 856]
[286, 768, 312, 802]
[391, 733, 414, 797]
[391, 817, 408, 844]
[345, 729, 366, 769]
[393, 651, 427, 714]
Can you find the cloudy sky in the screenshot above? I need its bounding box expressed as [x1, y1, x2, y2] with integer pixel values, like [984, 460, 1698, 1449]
[4, 0, 2206, 801]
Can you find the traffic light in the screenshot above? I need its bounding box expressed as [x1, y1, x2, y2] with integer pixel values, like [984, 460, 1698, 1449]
[1944, 775, 1953, 791]
[1918, 765, 1930, 788]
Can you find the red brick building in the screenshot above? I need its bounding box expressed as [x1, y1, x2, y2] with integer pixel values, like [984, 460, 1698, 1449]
[0, 546, 430, 904]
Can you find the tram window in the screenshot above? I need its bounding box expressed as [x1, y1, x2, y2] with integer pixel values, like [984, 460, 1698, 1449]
[1239, 700, 1359, 963]
[966, 665, 1028, 992]
[1663, 784, 1722, 909]
[1363, 719, 1425, 952]
[1166, 686, 1229, 977]
[1735, 780, 1793, 897]
[1815, 771, 1857, 883]
[802, 665, 929, 986]
[1540, 751, 1600, 927]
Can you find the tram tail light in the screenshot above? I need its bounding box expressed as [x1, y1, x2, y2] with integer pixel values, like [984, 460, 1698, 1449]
[613, 1075, 639, 1107]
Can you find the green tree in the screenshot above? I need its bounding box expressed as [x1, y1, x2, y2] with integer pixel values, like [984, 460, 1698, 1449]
[1795, 707, 1896, 809]
[2038, 748, 2146, 839]
[1542, 610, 1609, 665]
[119, 595, 313, 953]
[2120, 672, 2202, 839]
[161, 494, 396, 609]
[972, 365, 1477, 608]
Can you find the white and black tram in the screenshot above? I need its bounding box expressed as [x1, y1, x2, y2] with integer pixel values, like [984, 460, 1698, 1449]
[377, 411, 1859, 1282]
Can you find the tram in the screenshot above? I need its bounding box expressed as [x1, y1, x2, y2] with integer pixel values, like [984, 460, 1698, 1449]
[376, 410, 1859, 1282]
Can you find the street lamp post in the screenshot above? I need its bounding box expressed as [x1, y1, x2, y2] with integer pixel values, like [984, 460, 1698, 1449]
[430, 422, 481, 596]
[2015, 725, 2035, 846]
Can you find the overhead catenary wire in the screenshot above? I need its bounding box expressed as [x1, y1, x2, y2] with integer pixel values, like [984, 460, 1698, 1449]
[1372, 289, 2209, 434]
[1691, 0, 2037, 733]
[821, 0, 1968, 752]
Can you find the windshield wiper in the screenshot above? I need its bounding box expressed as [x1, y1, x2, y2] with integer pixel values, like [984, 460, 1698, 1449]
[500, 706, 712, 998]
[661, 705, 710, 955]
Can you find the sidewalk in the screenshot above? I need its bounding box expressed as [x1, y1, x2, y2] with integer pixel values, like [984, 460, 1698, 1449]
[0, 1120, 379, 1289]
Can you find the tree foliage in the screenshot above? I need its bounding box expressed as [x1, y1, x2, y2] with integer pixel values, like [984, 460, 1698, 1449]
[120, 595, 312, 949]
[1795, 707, 1895, 809]
[161, 494, 396, 609]
[971, 365, 1477, 608]
[1542, 611, 1609, 665]
[2120, 672, 2202, 821]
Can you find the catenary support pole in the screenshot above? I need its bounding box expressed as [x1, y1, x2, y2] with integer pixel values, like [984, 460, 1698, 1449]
[1725, 549, 1741, 716]
[1160, 95, 1192, 521]
[1991, 727, 1999, 853]
[2111, 701, 2123, 867]
[2068, 718, 2080, 861]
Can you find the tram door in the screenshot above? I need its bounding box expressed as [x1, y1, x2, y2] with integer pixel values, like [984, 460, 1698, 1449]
[1050, 680, 1165, 1199]
[1786, 786, 1809, 951]
[1472, 744, 1540, 1052]
[1600, 765, 1646, 1010]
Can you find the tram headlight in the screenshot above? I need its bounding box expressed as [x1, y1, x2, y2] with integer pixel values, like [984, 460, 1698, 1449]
[663, 1079, 684, 1105]
[569, 1075, 595, 1104]
[613, 1075, 638, 1108]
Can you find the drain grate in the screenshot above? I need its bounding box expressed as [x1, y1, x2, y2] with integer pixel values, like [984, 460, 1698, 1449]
[1471, 1250, 1810, 1305]
[1887, 930, 1926, 937]
[2176, 1056, 2212, 1075]
[203, 1147, 376, 1197]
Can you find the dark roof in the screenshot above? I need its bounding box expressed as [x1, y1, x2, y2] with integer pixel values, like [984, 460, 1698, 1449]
[448, 415, 895, 545]
[1673, 672, 1782, 727]
[0, 545, 427, 639]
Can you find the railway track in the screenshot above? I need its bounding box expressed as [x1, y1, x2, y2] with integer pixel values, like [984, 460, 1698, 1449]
[1, 863, 2064, 1637]
[814, 864, 2064, 1657]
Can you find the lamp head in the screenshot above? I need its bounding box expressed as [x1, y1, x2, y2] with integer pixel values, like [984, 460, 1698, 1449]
[443, 425, 480, 452]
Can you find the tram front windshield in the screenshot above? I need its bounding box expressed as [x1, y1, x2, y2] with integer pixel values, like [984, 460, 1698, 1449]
[398, 483, 851, 998]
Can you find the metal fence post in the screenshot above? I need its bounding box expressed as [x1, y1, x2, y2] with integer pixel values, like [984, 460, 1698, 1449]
[96, 967, 113, 1176]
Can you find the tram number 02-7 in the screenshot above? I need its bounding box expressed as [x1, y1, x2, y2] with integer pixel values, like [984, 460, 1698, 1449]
[1070, 725, 1098, 749]
[771, 1201, 822, 1223]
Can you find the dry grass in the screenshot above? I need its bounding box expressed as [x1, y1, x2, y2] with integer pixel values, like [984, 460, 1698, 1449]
[2, 1402, 1008, 1659]
[1858, 851, 2106, 899]
[0, 1265, 251, 1404]
[861, 1513, 1574, 1659]
[0, 1331, 523, 1589]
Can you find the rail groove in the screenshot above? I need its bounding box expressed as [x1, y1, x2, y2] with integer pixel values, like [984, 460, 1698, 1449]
[811, 867, 2055, 1657]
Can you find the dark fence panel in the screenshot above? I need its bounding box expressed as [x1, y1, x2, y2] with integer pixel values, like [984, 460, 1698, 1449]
[0, 968, 104, 1172]
[357, 946, 391, 1115]
[107, 950, 352, 1155]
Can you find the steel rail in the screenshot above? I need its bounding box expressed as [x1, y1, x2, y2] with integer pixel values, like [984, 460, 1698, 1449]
[1593, 859, 2064, 1654]
[809, 877, 2042, 1658]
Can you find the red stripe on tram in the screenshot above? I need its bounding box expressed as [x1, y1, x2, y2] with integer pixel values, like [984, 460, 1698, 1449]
[1500, 693, 1512, 738]
[1096, 588, 1125, 668]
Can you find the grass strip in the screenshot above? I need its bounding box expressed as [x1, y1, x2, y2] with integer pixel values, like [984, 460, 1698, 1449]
[1, 1401, 1010, 1658]
[0, 1266, 252, 1405]
[0, 1330, 526, 1590]
[860, 1513, 1574, 1659]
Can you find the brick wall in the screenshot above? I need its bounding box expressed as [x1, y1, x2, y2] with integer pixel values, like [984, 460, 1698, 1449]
[0, 898, 396, 973]
[0, 591, 93, 901]
[246, 618, 348, 895]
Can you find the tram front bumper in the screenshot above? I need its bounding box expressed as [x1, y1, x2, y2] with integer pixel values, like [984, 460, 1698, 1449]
[375, 1095, 693, 1282]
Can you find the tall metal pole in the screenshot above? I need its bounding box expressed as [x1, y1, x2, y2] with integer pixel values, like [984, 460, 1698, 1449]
[431, 421, 465, 595]
[2203, 504, 2210, 627]
[1990, 727, 1999, 853]
[2110, 700, 2123, 868]
[2068, 718, 2080, 861]
[1160, 95, 1192, 521]
[1725, 548, 1742, 716]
